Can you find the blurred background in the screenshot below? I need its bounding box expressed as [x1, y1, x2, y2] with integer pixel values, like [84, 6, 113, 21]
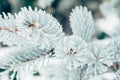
[0, 0, 120, 40]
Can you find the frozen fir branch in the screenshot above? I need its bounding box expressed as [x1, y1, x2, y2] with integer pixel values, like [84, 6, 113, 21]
[0, 5, 120, 80]
[86, 43, 115, 78]
[70, 6, 94, 42]
[16, 7, 64, 37]
[109, 37, 120, 63]
[0, 45, 52, 69]
[0, 13, 26, 46]
[102, 37, 120, 79]
[0, 6, 64, 46]
[54, 35, 90, 69]
[0, 6, 64, 79]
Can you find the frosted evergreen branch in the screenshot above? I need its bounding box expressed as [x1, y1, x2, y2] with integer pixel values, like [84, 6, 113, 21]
[83, 41, 120, 79]
[16, 6, 64, 39]
[0, 5, 120, 80]
[54, 35, 90, 70]
[0, 46, 53, 69]
[70, 6, 94, 42]
[0, 6, 64, 47]
[108, 37, 120, 62]
[0, 6, 64, 75]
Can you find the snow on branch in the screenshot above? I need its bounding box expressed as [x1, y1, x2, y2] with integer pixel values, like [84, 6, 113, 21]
[70, 6, 94, 42]
[0, 5, 120, 80]
[0, 6, 64, 75]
